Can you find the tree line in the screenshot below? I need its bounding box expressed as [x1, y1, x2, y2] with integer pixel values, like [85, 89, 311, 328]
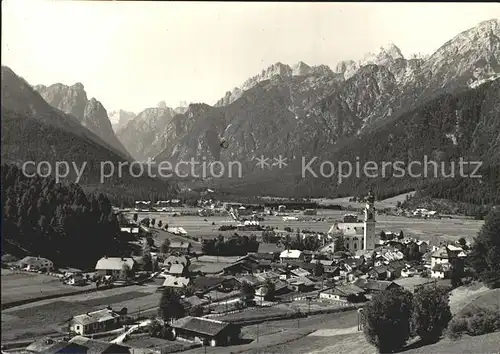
[1, 163, 129, 269]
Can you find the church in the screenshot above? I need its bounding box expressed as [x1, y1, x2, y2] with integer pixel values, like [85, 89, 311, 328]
[327, 191, 377, 252]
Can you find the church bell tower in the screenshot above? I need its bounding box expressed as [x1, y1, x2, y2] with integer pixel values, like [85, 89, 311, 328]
[363, 190, 376, 251]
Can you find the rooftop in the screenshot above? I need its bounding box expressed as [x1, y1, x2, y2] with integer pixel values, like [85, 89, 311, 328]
[69, 335, 130, 353]
[170, 241, 191, 249]
[322, 284, 365, 297]
[171, 316, 232, 337]
[72, 308, 120, 326]
[168, 264, 185, 275]
[258, 242, 283, 254]
[353, 279, 400, 292]
[280, 249, 302, 259]
[164, 255, 190, 266]
[18, 256, 52, 265]
[163, 275, 190, 287]
[95, 257, 134, 271]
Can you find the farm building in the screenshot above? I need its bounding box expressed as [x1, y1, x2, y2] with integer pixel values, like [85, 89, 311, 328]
[169, 241, 191, 254]
[18, 256, 54, 272]
[353, 279, 401, 297]
[171, 316, 241, 346]
[286, 276, 315, 292]
[70, 335, 131, 353]
[70, 307, 126, 336]
[319, 284, 365, 302]
[95, 257, 135, 280]
[25, 338, 89, 353]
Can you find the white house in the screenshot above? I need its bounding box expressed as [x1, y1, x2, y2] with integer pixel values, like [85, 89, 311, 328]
[162, 275, 190, 288]
[95, 257, 135, 280]
[70, 308, 125, 335]
[18, 256, 54, 272]
[279, 250, 303, 263]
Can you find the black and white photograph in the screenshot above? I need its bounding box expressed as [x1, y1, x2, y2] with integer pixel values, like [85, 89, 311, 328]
[1, 1, 500, 353]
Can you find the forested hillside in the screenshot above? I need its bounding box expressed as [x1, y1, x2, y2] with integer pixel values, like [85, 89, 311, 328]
[1, 164, 132, 269]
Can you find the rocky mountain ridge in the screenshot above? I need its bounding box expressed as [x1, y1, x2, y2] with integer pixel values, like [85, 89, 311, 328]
[107, 19, 500, 203]
[116, 106, 177, 161]
[109, 109, 136, 132]
[34, 83, 131, 158]
[147, 19, 500, 191]
[1, 66, 177, 203]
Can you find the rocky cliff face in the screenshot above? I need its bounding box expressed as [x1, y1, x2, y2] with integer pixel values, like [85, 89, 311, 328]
[109, 109, 136, 132]
[34, 83, 131, 159]
[116, 107, 177, 161]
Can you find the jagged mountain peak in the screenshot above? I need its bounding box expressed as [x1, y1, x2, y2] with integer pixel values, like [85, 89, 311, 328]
[422, 18, 500, 90]
[361, 42, 405, 66]
[292, 61, 311, 76]
[157, 100, 169, 109]
[72, 82, 85, 90]
[34, 81, 130, 158]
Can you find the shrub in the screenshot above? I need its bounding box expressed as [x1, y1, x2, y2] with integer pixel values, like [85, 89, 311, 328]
[446, 316, 468, 340]
[446, 306, 500, 340]
[362, 287, 413, 353]
[411, 286, 452, 342]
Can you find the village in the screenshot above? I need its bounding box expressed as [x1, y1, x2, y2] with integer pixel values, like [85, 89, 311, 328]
[1, 192, 478, 354]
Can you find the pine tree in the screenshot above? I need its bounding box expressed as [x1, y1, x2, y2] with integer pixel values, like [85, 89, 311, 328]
[468, 208, 500, 288]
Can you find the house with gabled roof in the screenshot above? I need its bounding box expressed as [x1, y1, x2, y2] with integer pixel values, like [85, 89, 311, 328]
[18, 256, 54, 272]
[353, 278, 401, 297]
[319, 284, 365, 302]
[70, 307, 126, 336]
[164, 255, 190, 268]
[171, 316, 241, 346]
[162, 275, 190, 288]
[280, 250, 303, 263]
[69, 335, 131, 353]
[95, 257, 135, 280]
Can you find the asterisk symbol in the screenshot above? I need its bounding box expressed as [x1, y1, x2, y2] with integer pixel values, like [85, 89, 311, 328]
[273, 155, 288, 168]
[253, 155, 270, 169]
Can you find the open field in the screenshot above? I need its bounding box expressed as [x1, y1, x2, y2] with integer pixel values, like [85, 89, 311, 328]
[404, 332, 500, 354]
[458, 288, 500, 315]
[448, 282, 493, 315]
[246, 328, 500, 354]
[1, 283, 161, 341]
[312, 191, 415, 210]
[1, 269, 95, 305]
[130, 210, 483, 245]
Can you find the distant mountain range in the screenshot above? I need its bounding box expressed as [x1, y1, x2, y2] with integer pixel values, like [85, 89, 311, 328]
[2, 18, 499, 204]
[0, 67, 177, 204]
[115, 19, 500, 204]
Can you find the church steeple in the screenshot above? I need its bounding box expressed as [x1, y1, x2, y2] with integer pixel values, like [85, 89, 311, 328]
[363, 190, 376, 251]
[364, 190, 376, 222]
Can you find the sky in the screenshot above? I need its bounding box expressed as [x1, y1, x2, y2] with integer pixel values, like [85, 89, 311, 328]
[2, 1, 500, 114]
